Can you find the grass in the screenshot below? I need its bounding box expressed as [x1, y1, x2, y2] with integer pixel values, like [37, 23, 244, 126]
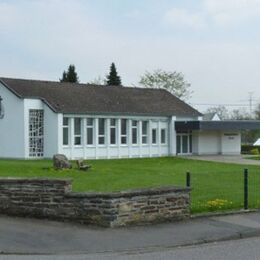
[245, 155, 260, 160]
[0, 157, 259, 213]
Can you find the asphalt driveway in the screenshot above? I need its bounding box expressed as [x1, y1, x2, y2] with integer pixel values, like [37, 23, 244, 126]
[0, 212, 259, 255]
[182, 155, 260, 165]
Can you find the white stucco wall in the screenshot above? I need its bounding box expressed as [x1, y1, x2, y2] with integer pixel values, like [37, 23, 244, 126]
[192, 131, 199, 154]
[0, 83, 25, 158]
[197, 131, 221, 155]
[220, 132, 241, 155]
[195, 130, 241, 155]
[44, 106, 61, 158]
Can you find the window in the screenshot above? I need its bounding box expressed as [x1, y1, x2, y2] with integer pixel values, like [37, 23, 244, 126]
[152, 128, 157, 144]
[121, 119, 127, 144]
[142, 121, 148, 144]
[0, 96, 4, 119]
[161, 128, 166, 144]
[29, 109, 44, 157]
[86, 118, 94, 145]
[110, 119, 117, 145]
[98, 118, 106, 145]
[132, 120, 138, 144]
[74, 118, 82, 145]
[63, 117, 69, 145]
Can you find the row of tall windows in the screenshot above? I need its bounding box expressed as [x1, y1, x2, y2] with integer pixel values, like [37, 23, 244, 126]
[63, 118, 167, 146]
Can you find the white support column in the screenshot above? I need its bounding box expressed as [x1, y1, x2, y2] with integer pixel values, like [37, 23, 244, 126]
[57, 113, 63, 154]
[128, 119, 132, 158]
[118, 119, 121, 158]
[94, 118, 98, 159]
[158, 120, 161, 156]
[148, 119, 152, 157]
[106, 118, 110, 159]
[138, 120, 142, 157]
[169, 116, 176, 156]
[70, 117, 74, 159]
[82, 118, 86, 159]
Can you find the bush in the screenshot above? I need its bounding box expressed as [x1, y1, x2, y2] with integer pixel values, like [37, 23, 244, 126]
[250, 148, 259, 155]
[241, 145, 260, 154]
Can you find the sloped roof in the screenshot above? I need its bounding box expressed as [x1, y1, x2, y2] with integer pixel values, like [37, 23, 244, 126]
[202, 112, 220, 121]
[0, 77, 202, 117]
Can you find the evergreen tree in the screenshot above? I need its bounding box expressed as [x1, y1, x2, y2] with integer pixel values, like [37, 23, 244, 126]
[60, 64, 79, 83]
[106, 63, 122, 86]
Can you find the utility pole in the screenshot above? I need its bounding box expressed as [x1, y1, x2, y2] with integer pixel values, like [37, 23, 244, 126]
[248, 92, 254, 118]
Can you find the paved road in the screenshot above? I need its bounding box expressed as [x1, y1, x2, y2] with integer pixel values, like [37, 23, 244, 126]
[0, 212, 259, 255]
[0, 237, 260, 259]
[183, 155, 260, 165]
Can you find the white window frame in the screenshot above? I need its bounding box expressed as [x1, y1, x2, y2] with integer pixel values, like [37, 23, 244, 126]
[141, 121, 148, 145]
[160, 128, 167, 145]
[152, 128, 157, 145]
[120, 119, 128, 145]
[62, 117, 70, 146]
[131, 120, 138, 145]
[74, 117, 82, 146]
[109, 118, 117, 145]
[98, 118, 106, 146]
[86, 118, 94, 146]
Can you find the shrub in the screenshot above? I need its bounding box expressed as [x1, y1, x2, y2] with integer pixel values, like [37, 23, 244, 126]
[241, 145, 260, 154]
[250, 148, 259, 155]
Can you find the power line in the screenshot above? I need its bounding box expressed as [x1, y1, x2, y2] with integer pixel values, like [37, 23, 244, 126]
[191, 103, 258, 107]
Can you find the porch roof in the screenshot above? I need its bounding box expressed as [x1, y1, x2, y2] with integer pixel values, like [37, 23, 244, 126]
[175, 120, 260, 131]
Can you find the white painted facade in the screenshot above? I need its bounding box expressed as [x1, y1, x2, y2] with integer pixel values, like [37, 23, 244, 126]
[0, 82, 243, 159]
[60, 115, 170, 159]
[190, 130, 241, 155]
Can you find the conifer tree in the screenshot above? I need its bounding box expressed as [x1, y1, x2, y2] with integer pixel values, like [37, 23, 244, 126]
[106, 63, 122, 86]
[60, 64, 79, 83]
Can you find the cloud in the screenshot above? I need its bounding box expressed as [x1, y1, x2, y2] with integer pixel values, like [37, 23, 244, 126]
[204, 0, 260, 26]
[163, 8, 207, 29]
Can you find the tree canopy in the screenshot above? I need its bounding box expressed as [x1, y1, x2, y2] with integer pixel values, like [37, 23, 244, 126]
[139, 69, 192, 101]
[255, 104, 260, 120]
[106, 63, 122, 86]
[60, 64, 79, 83]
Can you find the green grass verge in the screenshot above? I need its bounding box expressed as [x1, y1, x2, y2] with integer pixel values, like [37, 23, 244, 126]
[0, 157, 259, 213]
[244, 156, 260, 160]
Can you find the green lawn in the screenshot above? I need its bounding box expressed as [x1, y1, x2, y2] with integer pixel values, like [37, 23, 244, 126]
[245, 156, 260, 160]
[0, 157, 259, 213]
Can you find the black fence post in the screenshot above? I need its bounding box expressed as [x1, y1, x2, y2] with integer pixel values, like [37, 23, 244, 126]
[186, 172, 191, 187]
[244, 168, 248, 210]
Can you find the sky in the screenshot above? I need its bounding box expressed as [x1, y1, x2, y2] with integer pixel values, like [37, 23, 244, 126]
[0, 0, 260, 113]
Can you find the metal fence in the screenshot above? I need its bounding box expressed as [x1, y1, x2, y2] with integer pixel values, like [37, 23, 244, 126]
[186, 169, 260, 214]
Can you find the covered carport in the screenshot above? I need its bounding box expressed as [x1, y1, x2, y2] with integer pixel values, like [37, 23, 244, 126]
[175, 121, 260, 155]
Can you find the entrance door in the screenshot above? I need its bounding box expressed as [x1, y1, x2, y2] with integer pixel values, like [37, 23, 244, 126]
[176, 133, 192, 155]
[29, 109, 44, 157]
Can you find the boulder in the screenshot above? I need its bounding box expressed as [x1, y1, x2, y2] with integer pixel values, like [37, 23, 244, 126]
[53, 154, 72, 170]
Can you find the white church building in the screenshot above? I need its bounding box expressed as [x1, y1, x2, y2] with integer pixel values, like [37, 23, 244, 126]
[0, 77, 259, 160]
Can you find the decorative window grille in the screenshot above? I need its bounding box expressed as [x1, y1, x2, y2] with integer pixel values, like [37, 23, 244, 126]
[121, 119, 128, 144]
[110, 119, 117, 145]
[29, 109, 44, 157]
[142, 121, 148, 144]
[63, 117, 69, 145]
[86, 118, 94, 145]
[131, 120, 138, 144]
[98, 118, 106, 145]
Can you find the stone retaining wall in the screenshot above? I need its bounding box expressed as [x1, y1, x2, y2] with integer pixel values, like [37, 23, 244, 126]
[0, 178, 191, 227]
